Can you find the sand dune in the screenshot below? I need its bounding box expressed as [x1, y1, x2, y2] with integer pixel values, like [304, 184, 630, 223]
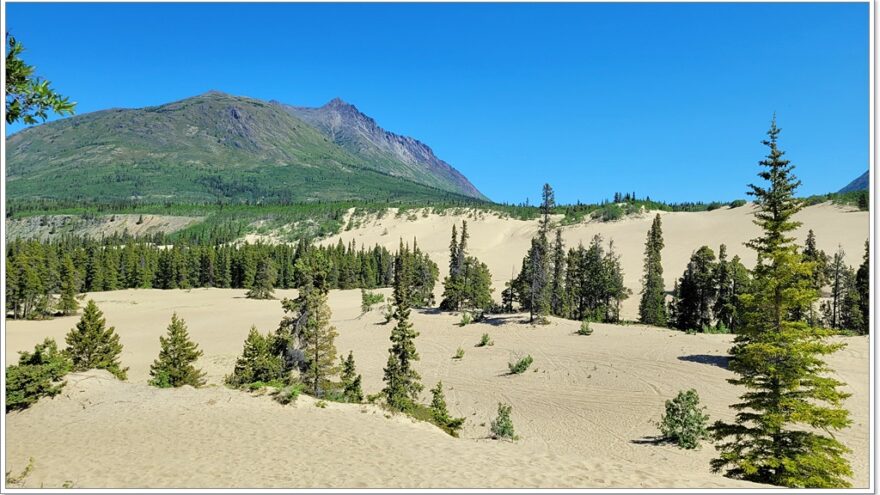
[317, 202, 869, 320]
[5, 288, 869, 488]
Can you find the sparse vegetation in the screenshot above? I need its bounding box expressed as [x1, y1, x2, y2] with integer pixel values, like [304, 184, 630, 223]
[429, 381, 465, 436]
[360, 289, 385, 314]
[576, 320, 593, 336]
[658, 389, 710, 449]
[476, 333, 493, 347]
[453, 347, 465, 360]
[5, 338, 71, 412]
[490, 403, 517, 440]
[508, 355, 534, 374]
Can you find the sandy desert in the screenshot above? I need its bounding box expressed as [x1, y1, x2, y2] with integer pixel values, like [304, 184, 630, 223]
[4, 203, 870, 489]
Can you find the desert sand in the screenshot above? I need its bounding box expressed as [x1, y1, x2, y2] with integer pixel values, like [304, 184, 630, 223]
[4, 203, 871, 488]
[5, 288, 869, 488]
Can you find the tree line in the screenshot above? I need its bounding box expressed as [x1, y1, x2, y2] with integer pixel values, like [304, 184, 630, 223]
[5, 235, 439, 319]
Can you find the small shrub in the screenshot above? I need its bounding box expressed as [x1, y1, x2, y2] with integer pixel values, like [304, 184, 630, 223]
[360, 289, 385, 314]
[658, 389, 710, 449]
[273, 383, 303, 405]
[702, 323, 731, 335]
[476, 333, 493, 347]
[453, 347, 465, 360]
[459, 312, 473, 326]
[728, 199, 747, 208]
[382, 305, 394, 324]
[577, 320, 593, 336]
[5, 338, 71, 412]
[316, 400, 327, 408]
[508, 355, 533, 375]
[490, 403, 517, 440]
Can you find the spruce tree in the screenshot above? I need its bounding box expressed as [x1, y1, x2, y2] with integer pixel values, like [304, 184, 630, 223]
[550, 229, 566, 316]
[149, 313, 206, 388]
[711, 118, 852, 488]
[673, 246, 717, 332]
[57, 254, 79, 316]
[638, 214, 667, 326]
[430, 381, 465, 435]
[226, 326, 283, 387]
[855, 240, 869, 335]
[339, 351, 364, 403]
[65, 300, 128, 380]
[298, 283, 340, 397]
[383, 244, 423, 411]
[246, 257, 276, 300]
[825, 246, 847, 329]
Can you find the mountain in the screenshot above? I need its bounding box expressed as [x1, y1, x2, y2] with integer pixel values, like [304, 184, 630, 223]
[838, 170, 868, 193]
[280, 98, 486, 200]
[5, 91, 486, 204]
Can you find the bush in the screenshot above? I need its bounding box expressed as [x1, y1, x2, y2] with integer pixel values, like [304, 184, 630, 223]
[459, 312, 473, 326]
[360, 289, 385, 314]
[453, 347, 465, 360]
[577, 320, 593, 336]
[508, 355, 533, 375]
[476, 333, 493, 347]
[225, 326, 285, 388]
[5, 338, 72, 412]
[273, 383, 303, 405]
[490, 402, 517, 440]
[429, 381, 465, 436]
[728, 199, 747, 208]
[658, 389, 710, 449]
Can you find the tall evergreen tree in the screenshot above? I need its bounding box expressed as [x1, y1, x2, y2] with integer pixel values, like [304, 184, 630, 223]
[711, 118, 852, 488]
[65, 300, 128, 380]
[714, 248, 751, 332]
[550, 229, 566, 316]
[297, 283, 340, 397]
[639, 214, 667, 326]
[246, 257, 277, 300]
[383, 243, 423, 411]
[855, 240, 869, 335]
[825, 246, 847, 329]
[149, 313, 206, 388]
[57, 254, 79, 316]
[226, 326, 283, 387]
[673, 246, 717, 332]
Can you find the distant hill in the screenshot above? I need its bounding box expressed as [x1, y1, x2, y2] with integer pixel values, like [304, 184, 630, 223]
[838, 170, 868, 193]
[281, 98, 486, 200]
[5, 91, 486, 204]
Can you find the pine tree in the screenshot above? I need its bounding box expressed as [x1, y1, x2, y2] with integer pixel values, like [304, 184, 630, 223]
[711, 118, 852, 488]
[246, 257, 276, 300]
[639, 214, 667, 326]
[430, 381, 465, 435]
[383, 244, 423, 411]
[149, 313, 206, 388]
[855, 240, 869, 335]
[65, 300, 128, 380]
[673, 246, 717, 332]
[715, 247, 750, 331]
[540, 183, 555, 231]
[550, 229, 566, 316]
[339, 351, 364, 403]
[298, 283, 339, 397]
[226, 326, 283, 387]
[825, 246, 847, 329]
[57, 255, 79, 316]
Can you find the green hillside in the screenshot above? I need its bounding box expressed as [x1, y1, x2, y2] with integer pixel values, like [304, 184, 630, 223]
[5, 91, 482, 204]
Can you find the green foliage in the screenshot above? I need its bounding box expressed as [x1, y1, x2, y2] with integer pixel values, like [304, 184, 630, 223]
[441, 221, 493, 311]
[225, 326, 284, 388]
[272, 383, 303, 405]
[383, 242, 423, 412]
[711, 118, 853, 488]
[430, 382, 465, 436]
[452, 347, 465, 360]
[360, 289, 385, 314]
[149, 313, 206, 388]
[339, 351, 364, 403]
[5, 35, 75, 124]
[728, 199, 747, 208]
[294, 284, 340, 398]
[458, 312, 473, 326]
[672, 246, 717, 332]
[245, 257, 276, 299]
[64, 300, 128, 380]
[639, 214, 668, 326]
[658, 389, 710, 449]
[490, 403, 517, 440]
[508, 355, 533, 374]
[577, 320, 593, 336]
[5, 338, 71, 412]
[476, 333, 493, 347]
[5, 457, 35, 487]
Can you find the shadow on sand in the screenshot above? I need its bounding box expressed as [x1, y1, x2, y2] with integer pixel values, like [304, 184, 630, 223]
[677, 354, 729, 369]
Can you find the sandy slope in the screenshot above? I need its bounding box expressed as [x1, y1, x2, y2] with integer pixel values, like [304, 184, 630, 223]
[5, 214, 203, 241]
[5, 288, 869, 488]
[316, 202, 869, 320]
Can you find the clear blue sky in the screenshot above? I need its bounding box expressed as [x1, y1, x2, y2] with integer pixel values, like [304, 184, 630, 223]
[5, 2, 869, 204]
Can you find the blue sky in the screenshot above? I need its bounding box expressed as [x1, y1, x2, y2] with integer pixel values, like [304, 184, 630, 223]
[5, 2, 869, 204]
